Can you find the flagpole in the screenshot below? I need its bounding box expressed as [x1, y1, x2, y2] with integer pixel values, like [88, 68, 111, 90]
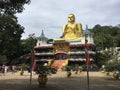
[29, 49, 34, 89]
[85, 34, 90, 90]
[29, 53, 32, 89]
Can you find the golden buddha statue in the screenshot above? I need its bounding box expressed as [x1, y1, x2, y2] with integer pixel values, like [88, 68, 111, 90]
[54, 13, 83, 41]
[62, 13, 83, 40]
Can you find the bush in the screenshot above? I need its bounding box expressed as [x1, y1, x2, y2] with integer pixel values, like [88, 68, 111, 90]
[36, 65, 49, 74]
[65, 66, 73, 71]
[105, 61, 120, 72]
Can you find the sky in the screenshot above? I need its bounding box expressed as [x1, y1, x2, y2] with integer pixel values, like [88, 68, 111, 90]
[16, 0, 120, 39]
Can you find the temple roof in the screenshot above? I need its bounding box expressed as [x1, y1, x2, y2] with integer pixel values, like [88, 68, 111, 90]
[85, 25, 90, 33]
[39, 30, 48, 39]
[83, 25, 93, 35]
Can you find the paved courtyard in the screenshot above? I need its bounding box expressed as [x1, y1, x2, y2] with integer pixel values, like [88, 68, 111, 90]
[0, 71, 120, 90]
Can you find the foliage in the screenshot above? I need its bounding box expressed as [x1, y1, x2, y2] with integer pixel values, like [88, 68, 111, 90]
[65, 65, 73, 71]
[67, 71, 72, 78]
[38, 73, 48, 87]
[0, 0, 31, 63]
[36, 65, 49, 74]
[95, 52, 108, 67]
[0, 0, 30, 15]
[0, 55, 7, 64]
[20, 34, 37, 55]
[19, 63, 28, 76]
[90, 24, 120, 67]
[105, 60, 120, 72]
[0, 15, 24, 62]
[99, 67, 106, 73]
[15, 63, 29, 71]
[91, 24, 120, 51]
[20, 63, 29, 69]
[113, 72, 119, 79]
[47, 39, 53, 44]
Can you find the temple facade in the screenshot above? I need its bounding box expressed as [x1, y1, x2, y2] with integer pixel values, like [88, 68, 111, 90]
[34, 26, 95, 71]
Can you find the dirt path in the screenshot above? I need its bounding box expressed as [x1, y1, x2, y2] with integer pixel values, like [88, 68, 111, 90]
[0, 71, 120, 90]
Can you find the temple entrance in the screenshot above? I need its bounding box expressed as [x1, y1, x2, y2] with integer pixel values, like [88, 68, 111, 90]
[55, 51, 68, 60]
[50, 40, 70, 71]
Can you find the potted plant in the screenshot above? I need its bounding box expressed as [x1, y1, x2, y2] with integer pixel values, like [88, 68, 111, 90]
[113, 72, 119, 79]
[19, 64, 28, 76]
[104, 66, 110, 76]
[38, 72, 48, 87]
[74, 64, 79, 74]
[20, 68, 24, 76]
[51, 67, 57, 74]
[79, 66, 83, 73]
[36, 65, 48, 87]
[66, 66, 72, 78]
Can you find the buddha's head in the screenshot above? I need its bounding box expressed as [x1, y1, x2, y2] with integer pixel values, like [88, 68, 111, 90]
[68, 13, 75, 23]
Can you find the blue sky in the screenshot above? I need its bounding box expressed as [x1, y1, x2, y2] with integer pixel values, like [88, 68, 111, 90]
[16, 0, 120, 39]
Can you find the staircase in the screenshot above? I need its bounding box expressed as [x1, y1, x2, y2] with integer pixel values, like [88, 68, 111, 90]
[50, 60, 67, 71]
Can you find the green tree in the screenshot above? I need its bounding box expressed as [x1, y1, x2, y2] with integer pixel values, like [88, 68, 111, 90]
[91, 24, 120, 67]
[0, 0, 31, 63]
[0, 15, 24, 60]
[6, 34, 37, 64]
[91, 24, 120, 51]
[20, 34, 37, 55]
[0, 0, 30, 14]
[95, 52, 108, 67]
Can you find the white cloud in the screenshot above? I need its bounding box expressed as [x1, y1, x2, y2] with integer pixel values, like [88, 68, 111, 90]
[16, 0, 120, 39]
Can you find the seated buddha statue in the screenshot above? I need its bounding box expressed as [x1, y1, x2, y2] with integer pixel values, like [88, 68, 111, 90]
[54, 13, 83, 41]
[62, 13, 83, 40]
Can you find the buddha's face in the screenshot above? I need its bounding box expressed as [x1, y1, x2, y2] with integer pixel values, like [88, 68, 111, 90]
[68, 14, 75, 23]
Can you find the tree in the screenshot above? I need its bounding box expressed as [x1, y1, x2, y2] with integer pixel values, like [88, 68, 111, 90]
[0, 0, 31, 64]
[20, 34, 37, 55]
[91, 25, 120, 51]
[91, 25, 120, 67]
[0, 15, 24, 60]
[95, 52, 108, 67]
[0, 0, 30, 14]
